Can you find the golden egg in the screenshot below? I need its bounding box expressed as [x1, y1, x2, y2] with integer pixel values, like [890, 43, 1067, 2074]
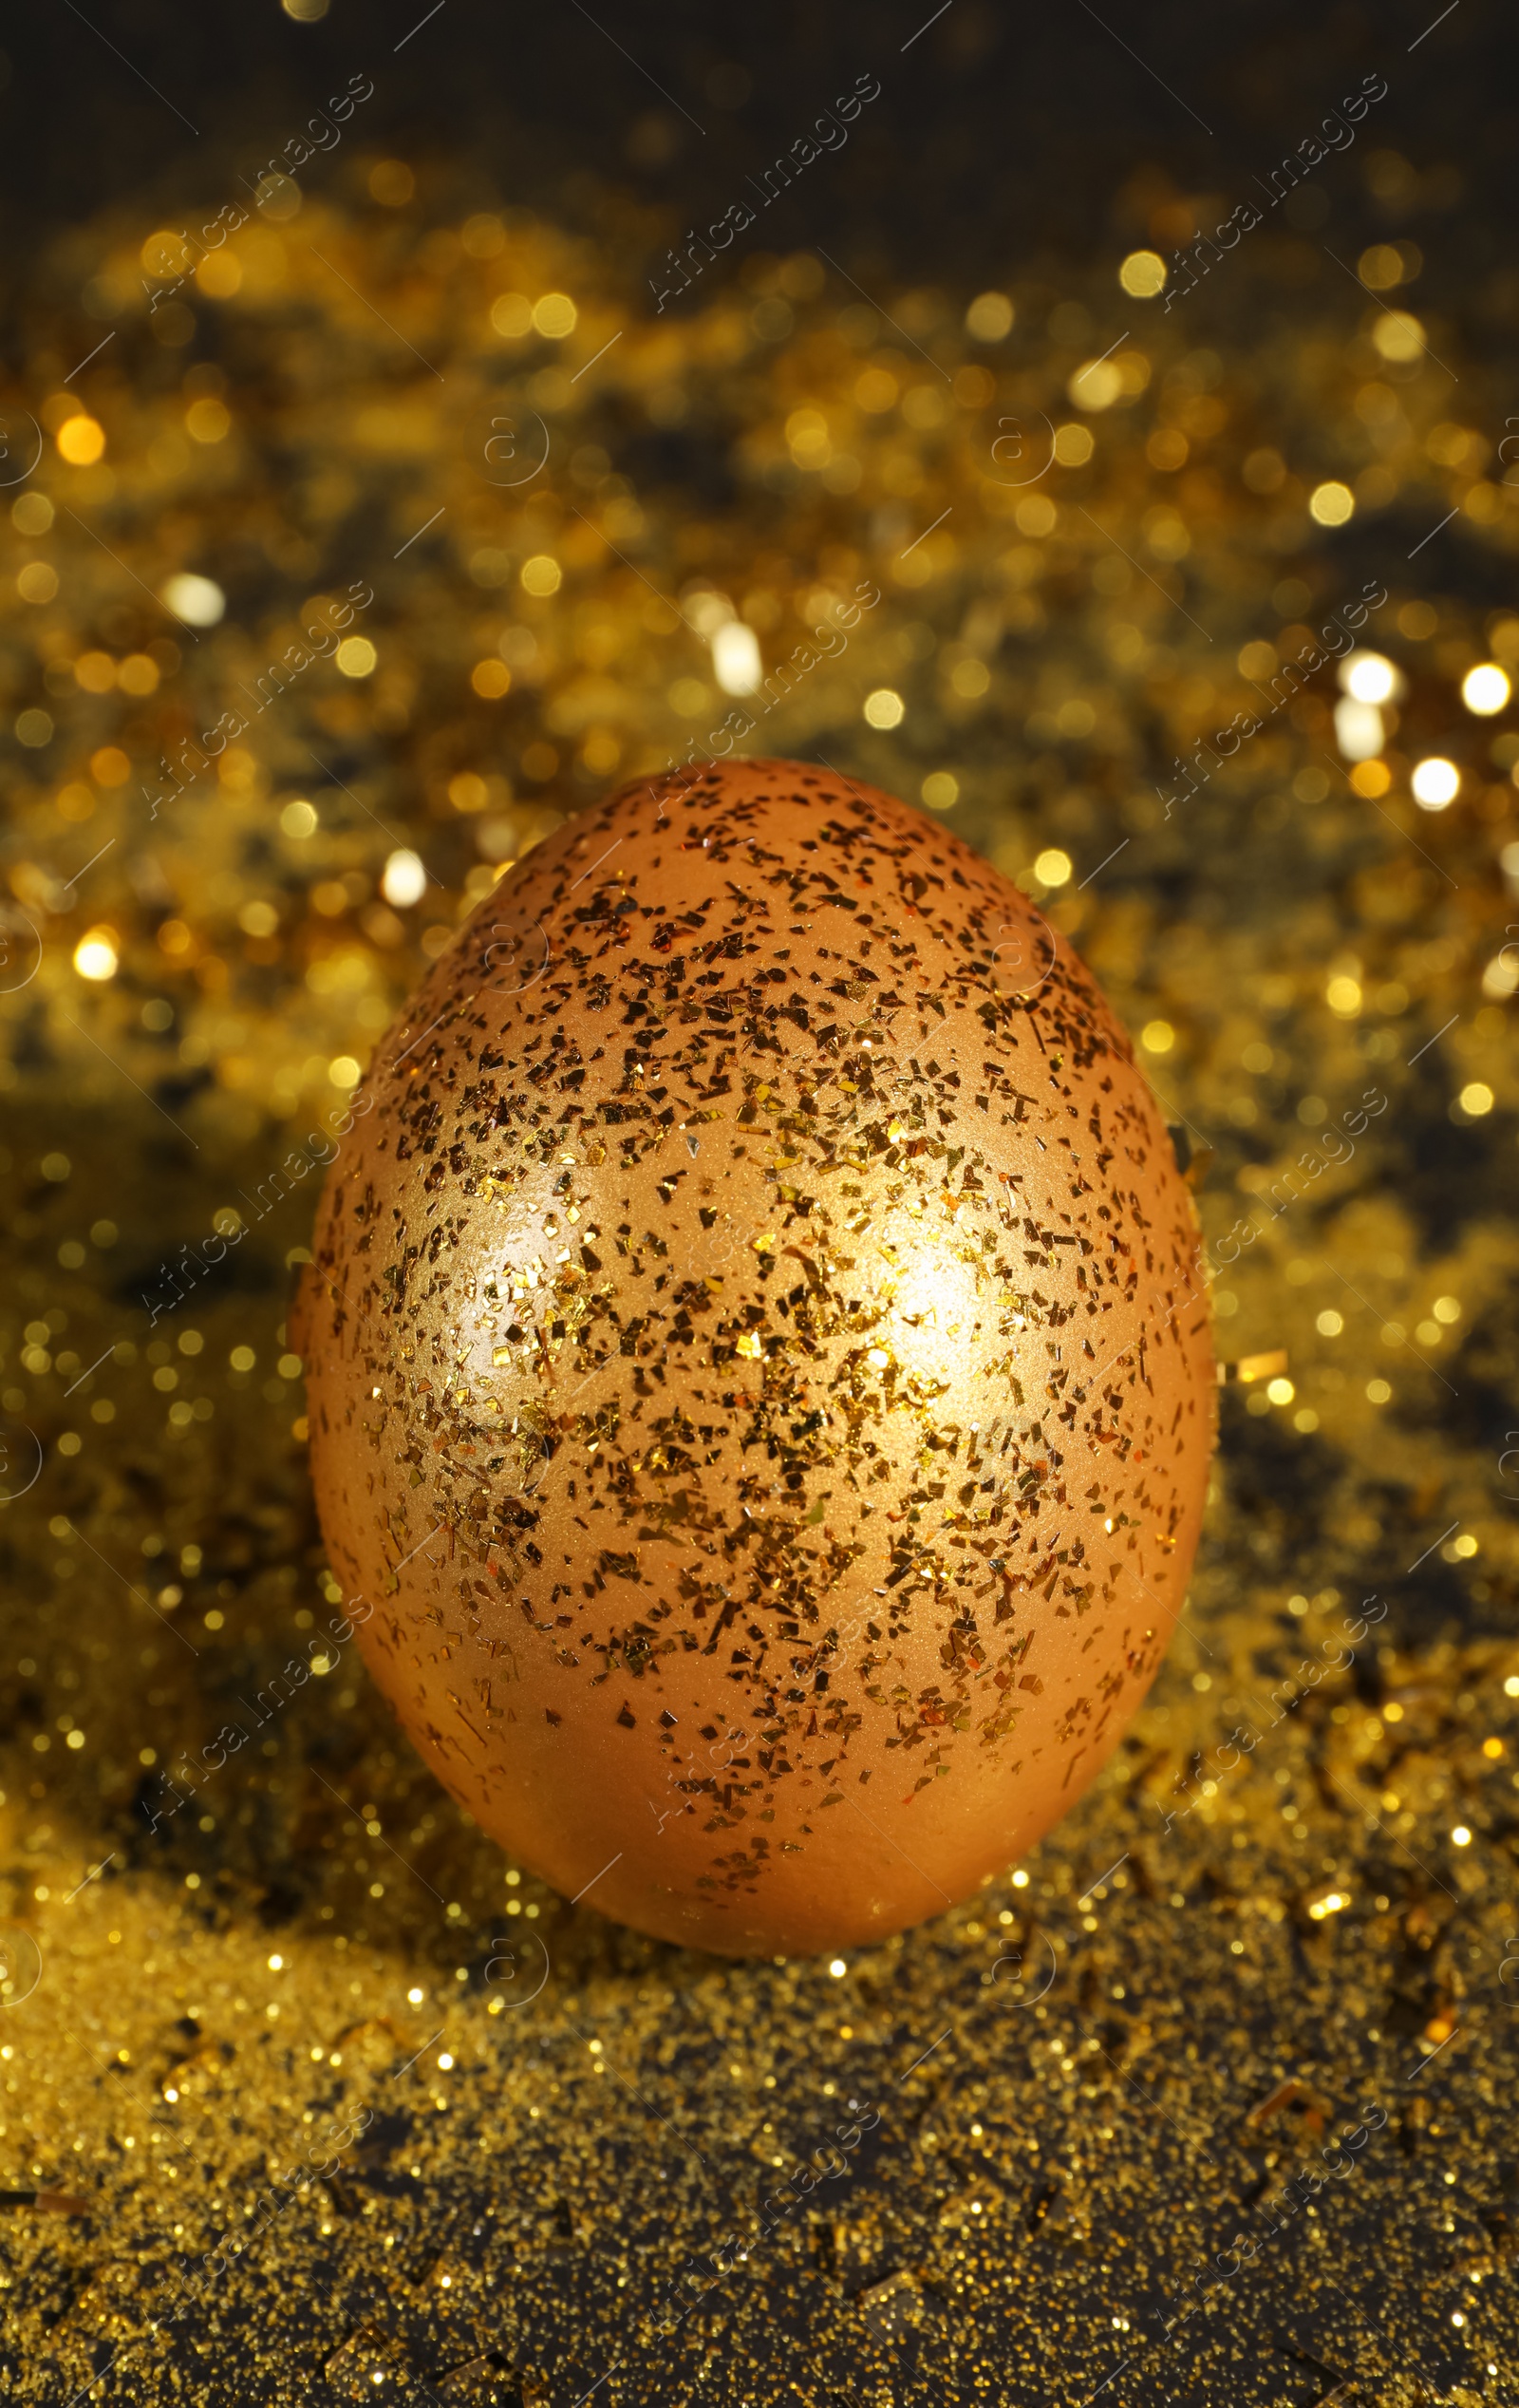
[301, 762, 1214, 1955]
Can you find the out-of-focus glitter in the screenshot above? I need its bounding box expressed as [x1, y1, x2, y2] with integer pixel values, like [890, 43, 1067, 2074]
[0, 82, 1514, 2399]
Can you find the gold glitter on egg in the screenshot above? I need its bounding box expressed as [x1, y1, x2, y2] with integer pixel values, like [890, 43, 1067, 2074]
[300, 762, 1216, 1954]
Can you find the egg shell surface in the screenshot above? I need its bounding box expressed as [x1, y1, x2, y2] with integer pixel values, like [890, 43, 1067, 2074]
[301, 760, 1215, 1954]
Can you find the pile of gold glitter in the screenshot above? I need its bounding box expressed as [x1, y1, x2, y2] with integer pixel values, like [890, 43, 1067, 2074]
[1, 138, 1516, 2402]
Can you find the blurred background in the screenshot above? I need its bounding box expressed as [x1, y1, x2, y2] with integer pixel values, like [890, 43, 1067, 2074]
[1, 3, 1517, 2400]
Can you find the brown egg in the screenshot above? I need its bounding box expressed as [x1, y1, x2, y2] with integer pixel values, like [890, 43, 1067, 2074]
[300, 760, 1214, 1956]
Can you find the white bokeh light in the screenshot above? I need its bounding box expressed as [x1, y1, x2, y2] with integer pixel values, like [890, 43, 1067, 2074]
[73, 928, 119, 981]
[161, 573, 225, 626]
[1334, 698, 1383, 762]
[382, 848, 428, 907]
[712, 620, 761, 695]
[1340, 650, 1397, 705]
[1461, 662, 1510, 715]
[1411, 757, 1459, 810]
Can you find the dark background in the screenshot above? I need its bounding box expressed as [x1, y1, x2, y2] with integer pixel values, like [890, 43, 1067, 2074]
[3, 0, 1511, 299]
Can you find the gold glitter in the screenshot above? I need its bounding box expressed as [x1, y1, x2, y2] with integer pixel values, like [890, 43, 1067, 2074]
[0, 110, 1511, 2401]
